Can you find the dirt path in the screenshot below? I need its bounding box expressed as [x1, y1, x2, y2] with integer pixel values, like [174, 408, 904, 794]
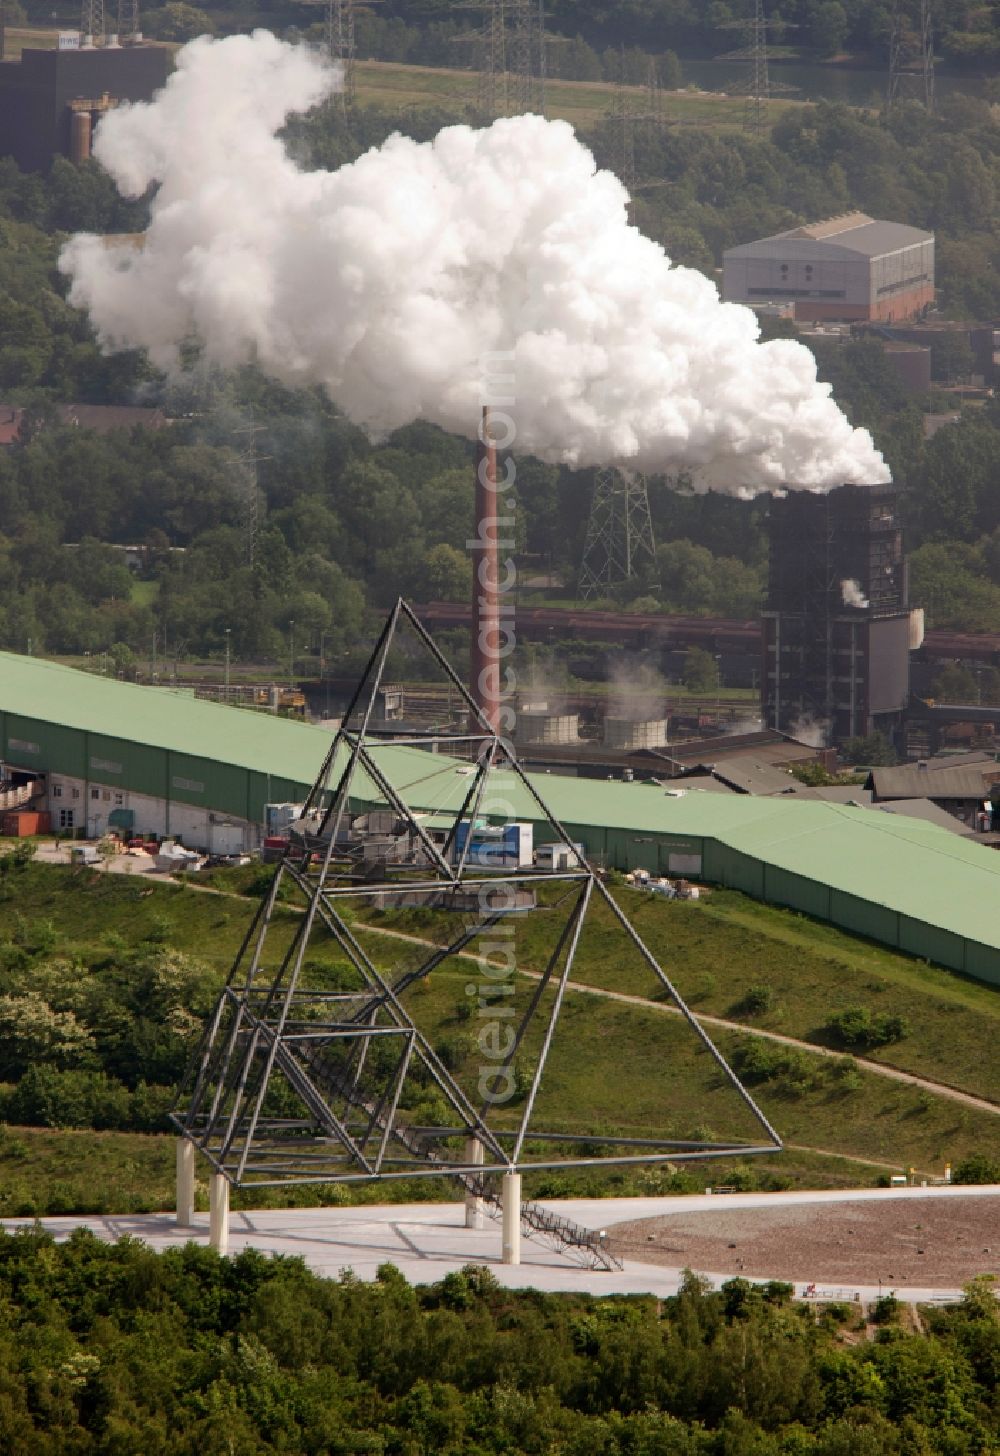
[352, 920, 1000, 1119]
[163, 874, 1000, 1121]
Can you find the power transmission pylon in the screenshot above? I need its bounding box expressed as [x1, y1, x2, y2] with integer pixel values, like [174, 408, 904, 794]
[610, 48, 636, 191]
[716, 0, 794, 137]
[643, 56, 665, 126]
[536, 0, 547, 115]
[116, 0, 139, 39]
[888, 0, 935, 113]
[921, 0, 935, 111]
[578, 468, 658, 600]
[477, 0, 544, 118]
[327, 0, 357, 110]
[509, 0, 534, 113]
[81, 0, 104, 44]
[479, 0, 507, 118]
[230, 413, 268, 570]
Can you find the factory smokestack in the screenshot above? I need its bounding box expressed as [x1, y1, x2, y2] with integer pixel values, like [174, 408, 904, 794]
[471, 406, 501, 733]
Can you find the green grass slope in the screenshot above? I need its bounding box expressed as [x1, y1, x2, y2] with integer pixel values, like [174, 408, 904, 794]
[0, 862, 996, 1216]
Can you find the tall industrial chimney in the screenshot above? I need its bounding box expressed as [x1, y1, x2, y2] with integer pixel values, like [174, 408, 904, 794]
[470, 405, 501, 733]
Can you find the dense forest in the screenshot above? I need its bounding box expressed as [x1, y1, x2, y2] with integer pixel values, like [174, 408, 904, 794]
[0, 1227, 996, 1454]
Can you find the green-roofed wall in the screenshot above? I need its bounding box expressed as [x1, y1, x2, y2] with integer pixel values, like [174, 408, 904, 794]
[4, 653, 1000, 988]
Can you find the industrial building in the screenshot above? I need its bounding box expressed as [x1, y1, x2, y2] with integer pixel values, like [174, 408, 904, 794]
[723, 212, 935, 323]
[4, 651, 1000, 986]
[0, 653, 323, 850]
[762, 483, 918, 748]
[0, 42, 167, 171]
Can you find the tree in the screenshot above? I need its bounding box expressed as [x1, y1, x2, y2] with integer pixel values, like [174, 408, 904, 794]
[108, 641, 135, 676]
[840, 732, 896, 766]
[809, 1, 849, 56]
[930, 664, 978, 704]
[413, 543, 469, 603]
[143, 2, 216, 40]
[682, 646, 720, 693]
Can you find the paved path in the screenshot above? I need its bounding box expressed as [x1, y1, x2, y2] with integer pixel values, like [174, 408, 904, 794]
[5, 1186, 995, 1304]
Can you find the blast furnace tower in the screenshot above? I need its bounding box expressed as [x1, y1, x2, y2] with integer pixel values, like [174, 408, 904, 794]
[762, 483, 914, 748]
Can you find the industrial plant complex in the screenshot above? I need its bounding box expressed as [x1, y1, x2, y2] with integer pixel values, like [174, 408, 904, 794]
[0, 5, 998, 1374]
[762, 483, 918, 744]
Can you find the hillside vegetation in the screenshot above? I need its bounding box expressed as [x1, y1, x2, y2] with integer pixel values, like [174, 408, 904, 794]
[0, 857, 997, 1215]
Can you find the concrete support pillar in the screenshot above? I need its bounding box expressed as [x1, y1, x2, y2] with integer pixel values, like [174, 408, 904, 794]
[501, 1171, 521, 1266]
[176, 1138, 195, 1228]
[208, 1173, 230, 1255]
[464, 1136, 485, 1230]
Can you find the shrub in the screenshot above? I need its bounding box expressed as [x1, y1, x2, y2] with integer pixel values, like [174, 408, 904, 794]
[2, 1069, 170, 1132]
[737, 1041, 818, 1093]
[825, 1006, 909, 1049]
[831, 1056, 863, 1092]
[952, 1153, 1000, 1185]
[740, 983, 775, 1015]
[872, 1293, 900, 1325]
[7, 1067, 131, 1130]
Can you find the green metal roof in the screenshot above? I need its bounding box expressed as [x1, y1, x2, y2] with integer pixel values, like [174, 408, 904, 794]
[0, 652, 419, 789]
[5, 653, 1000, 960]
[371, 752, 1000, 956]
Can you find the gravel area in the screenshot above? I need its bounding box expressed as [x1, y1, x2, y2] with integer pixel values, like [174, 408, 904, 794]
[609, 1195, 1000, 1288]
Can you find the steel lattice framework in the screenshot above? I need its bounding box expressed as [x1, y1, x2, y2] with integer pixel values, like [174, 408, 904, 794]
[578, 467, 659, 599]
[116, 0, 138, 38]
[173, 600, 780, 1214]
[81, 0, 104, 42]
[888, 0, 934, 114]
[715, 0, 796, 137]
[478, 0, 545, 118]
[326, 0, 358, 109]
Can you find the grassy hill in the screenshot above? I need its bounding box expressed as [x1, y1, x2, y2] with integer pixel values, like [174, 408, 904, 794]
[352, 59, 804, 132]
[0, 859, 996, 1215]
[5, 28, 800, 134]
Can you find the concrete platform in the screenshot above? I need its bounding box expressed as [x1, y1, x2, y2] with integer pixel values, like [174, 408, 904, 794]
[4, 1185, 994, 1305]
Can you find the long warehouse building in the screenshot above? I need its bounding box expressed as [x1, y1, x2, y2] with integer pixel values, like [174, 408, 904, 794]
[2, 653, 1000, 986]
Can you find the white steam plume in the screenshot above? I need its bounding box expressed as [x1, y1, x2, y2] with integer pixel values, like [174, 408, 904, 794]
[59, 31, 890, 494]
[841, 578, 870, 609]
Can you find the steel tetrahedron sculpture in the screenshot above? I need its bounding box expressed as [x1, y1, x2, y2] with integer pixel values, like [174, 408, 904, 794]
[173, 600, 781, 1263]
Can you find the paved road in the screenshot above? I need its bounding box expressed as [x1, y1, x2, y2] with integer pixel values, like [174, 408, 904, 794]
[5, 1186, 995, 1304]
